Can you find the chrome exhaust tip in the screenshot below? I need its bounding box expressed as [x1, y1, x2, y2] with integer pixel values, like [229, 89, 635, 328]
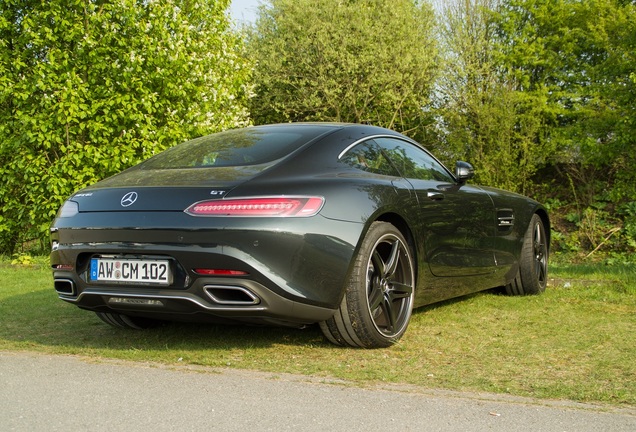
[54, 279, 76, 296]
[203, 285, 261, 305]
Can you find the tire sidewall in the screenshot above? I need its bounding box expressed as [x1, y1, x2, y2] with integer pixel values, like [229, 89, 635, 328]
[519, 214, 548, 294]
[346, 222, 415, 347]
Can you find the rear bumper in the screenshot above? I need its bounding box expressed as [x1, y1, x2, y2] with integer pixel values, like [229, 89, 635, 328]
[53, 273, 336, 326]
[50, 213, 364, 325]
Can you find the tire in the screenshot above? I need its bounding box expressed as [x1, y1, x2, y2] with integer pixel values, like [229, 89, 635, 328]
[506, 214, 548, 295]
[95, 312, 162, 330]
[320, 222, 415, 348]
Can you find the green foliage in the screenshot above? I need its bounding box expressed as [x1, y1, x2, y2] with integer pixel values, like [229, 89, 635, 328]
[247, 0, 438, 138]
[434, 0, 554, 194]
[430, 0, 634, 255]
[491, 0, 636, 252]
[618, 202, 636, 251]
[9, 253, 36, 267]
[537, 174, 635, 256]
[0, 0, 252, 254]
[1, 0, 633, 260]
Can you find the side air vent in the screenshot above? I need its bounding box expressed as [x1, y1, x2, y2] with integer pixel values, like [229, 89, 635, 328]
[497, 209, 515, 233]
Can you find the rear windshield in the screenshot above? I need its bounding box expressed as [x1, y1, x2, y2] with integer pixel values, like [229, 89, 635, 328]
[140, 125, 335, 169]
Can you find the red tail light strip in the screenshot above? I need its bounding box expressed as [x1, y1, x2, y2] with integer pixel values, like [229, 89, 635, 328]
[185, 196, 324, 217]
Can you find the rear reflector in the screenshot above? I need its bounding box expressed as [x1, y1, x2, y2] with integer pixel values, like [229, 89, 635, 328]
[185, 196, 324, 217]
[194, 269, 249, 276]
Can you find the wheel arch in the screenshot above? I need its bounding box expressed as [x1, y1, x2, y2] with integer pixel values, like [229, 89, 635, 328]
[374, 212, 417, 275]
[320, 214, 418, 347]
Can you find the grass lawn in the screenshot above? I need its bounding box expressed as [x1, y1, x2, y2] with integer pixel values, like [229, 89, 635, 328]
[1, 254, 634, 406]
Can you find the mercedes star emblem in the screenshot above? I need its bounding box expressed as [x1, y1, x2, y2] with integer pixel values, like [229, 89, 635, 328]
[120, 191, 138, 207]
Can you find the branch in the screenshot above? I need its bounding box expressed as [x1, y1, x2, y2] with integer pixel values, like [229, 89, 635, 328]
[585, 227, 622, 259]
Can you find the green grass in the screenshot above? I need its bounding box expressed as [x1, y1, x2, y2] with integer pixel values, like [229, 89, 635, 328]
[1, 255, 634, 406]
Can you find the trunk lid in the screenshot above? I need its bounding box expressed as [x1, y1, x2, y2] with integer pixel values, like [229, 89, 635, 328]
[72, 165, 269, 212]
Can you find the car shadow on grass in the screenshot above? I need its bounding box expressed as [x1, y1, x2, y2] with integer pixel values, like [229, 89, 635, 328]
[1, 286, 505, 355]
[0, 288, 335, 352]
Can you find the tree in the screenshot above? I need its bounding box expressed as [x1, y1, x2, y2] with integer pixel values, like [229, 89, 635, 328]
[247, 0, 438, 138]
[494, 0, 636, 253]
[434, 0, 553, 193]
[495, 0, 636, 194]
[0, 0, 252, 254]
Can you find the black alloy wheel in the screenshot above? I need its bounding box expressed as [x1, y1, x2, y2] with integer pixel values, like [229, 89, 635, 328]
[320, 222, 415, 348]
[531, 217, 548, 288]
[506, 214, 548, 295]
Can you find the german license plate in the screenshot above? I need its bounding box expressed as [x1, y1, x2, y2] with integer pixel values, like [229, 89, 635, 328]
[90, 258, 171, 285]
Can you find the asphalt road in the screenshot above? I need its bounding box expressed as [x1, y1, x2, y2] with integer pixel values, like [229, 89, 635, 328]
[1, 351, 634, 431]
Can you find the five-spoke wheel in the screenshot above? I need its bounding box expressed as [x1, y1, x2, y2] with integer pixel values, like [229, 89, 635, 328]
[320, 222, 415, 348]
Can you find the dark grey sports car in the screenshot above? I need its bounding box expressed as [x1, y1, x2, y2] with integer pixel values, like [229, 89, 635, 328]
[50, 123, 549, 348]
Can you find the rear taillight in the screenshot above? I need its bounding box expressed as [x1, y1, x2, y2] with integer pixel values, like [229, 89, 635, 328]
[185, 196, 324, 217]
[57, 200, 79, 218]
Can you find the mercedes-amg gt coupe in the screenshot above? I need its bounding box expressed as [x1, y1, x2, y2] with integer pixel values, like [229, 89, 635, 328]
[50, 123, 549, 348]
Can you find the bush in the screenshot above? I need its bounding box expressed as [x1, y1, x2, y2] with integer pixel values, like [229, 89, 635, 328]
[0, 0, 252, 254]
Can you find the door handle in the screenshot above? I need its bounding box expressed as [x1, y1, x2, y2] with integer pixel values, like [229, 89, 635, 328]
[427, 191, 445, 201]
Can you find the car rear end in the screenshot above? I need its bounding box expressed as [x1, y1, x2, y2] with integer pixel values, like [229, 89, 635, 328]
[50, 124, 367, 326]
[50, 185, 361, 326]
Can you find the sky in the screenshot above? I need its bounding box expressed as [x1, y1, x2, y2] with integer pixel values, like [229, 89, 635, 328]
[228, 0, 261, 24]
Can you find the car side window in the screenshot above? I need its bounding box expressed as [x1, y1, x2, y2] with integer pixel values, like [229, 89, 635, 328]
[375, 137, 455, 182]
[340, 140, 401, 177]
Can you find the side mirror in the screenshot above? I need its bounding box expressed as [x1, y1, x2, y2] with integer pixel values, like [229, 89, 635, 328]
[455, 161, 474, 183]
